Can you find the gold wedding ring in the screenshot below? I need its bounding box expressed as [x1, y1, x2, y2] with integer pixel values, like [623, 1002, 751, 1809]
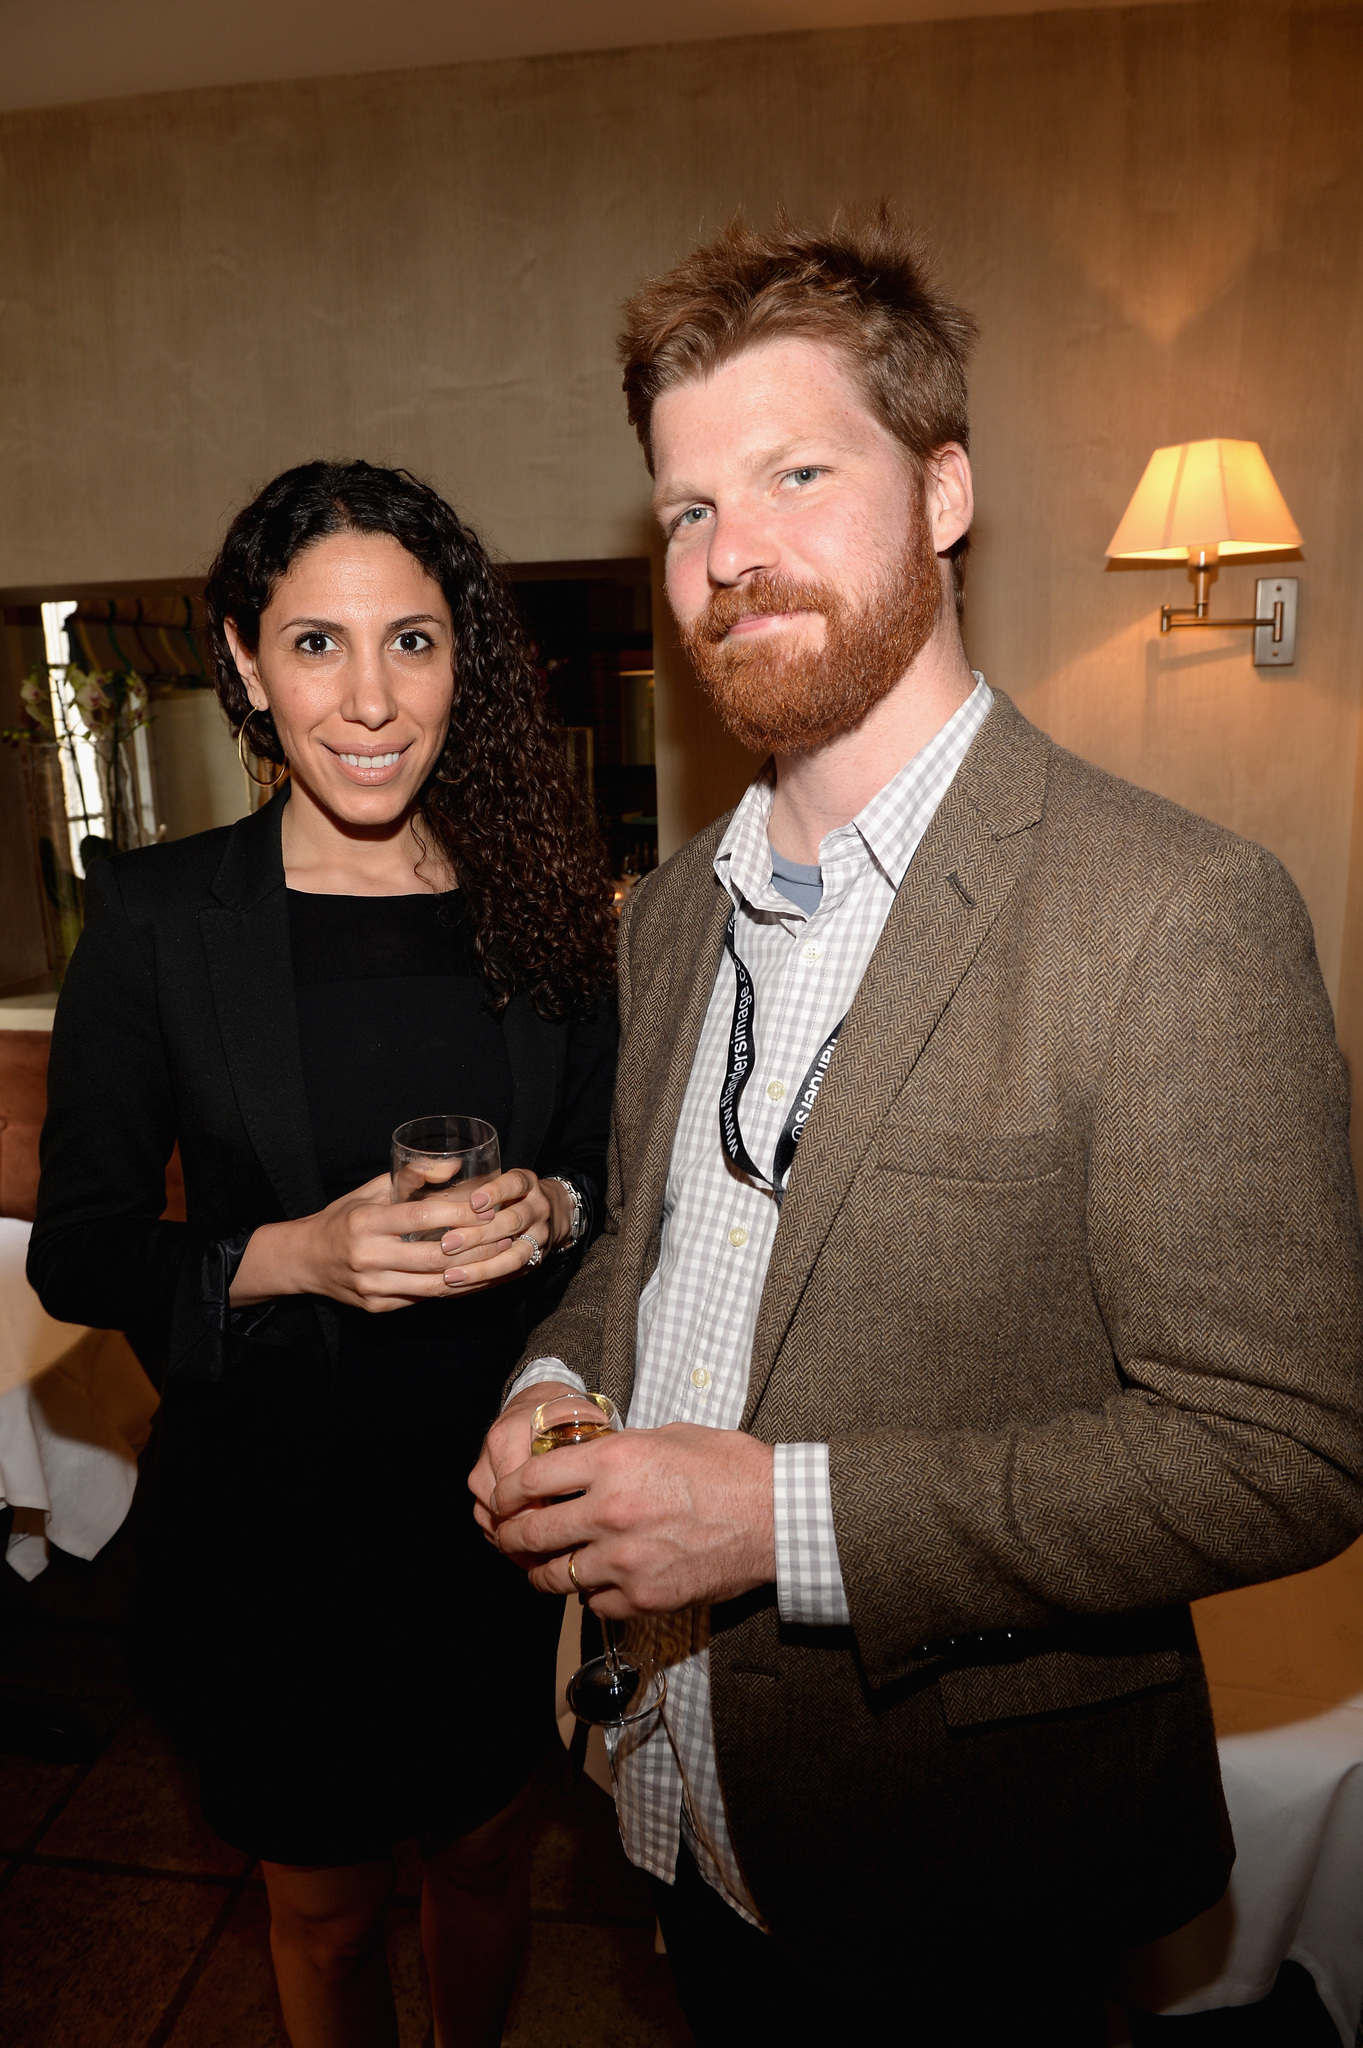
[567, 1550, 589, 1595]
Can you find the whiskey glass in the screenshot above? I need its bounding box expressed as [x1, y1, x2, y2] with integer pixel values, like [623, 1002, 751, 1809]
[391, 1115, 500, 1242]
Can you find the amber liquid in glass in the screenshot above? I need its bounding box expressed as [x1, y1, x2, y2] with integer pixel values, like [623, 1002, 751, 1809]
[531, 1418, 614, 1456]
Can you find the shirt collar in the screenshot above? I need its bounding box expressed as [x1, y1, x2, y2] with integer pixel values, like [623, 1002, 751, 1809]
[714, 674, 993, 912]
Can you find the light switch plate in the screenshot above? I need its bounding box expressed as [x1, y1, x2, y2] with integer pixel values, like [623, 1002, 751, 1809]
[1254, 578, 1297, 666]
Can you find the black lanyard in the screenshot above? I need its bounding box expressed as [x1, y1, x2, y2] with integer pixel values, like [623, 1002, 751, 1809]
[718, 908, 848, 1210]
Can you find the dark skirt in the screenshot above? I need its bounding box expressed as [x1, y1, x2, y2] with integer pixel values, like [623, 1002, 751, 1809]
[134, 1302, 562, 1865]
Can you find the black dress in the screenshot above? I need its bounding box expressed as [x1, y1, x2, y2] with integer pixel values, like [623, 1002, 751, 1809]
[28, 799, 616, 1867]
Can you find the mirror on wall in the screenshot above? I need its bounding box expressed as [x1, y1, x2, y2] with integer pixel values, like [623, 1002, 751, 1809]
[506, 558, 656, 891]
[0, 587, 249, 992]
[3, 589, 248, 864]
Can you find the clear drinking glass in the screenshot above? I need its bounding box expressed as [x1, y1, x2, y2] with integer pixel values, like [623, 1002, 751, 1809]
[390, 1115, 501, 1242]
[531, 1393, 667, 1727]
[531, 1390, 620, 1458]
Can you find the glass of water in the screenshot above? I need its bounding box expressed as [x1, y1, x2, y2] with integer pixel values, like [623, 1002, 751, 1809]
[390, 1115, 501, 1242]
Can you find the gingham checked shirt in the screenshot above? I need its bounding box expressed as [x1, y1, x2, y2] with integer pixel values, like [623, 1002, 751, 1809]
[514, 677, 993, 1923]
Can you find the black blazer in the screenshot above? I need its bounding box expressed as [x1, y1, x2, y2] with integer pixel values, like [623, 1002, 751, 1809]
[28, 792, 617, 1385]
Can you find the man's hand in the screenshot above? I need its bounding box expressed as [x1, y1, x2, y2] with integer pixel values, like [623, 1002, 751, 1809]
[468, 1380, 581, 1542]
[483, 1422, 776, 1617]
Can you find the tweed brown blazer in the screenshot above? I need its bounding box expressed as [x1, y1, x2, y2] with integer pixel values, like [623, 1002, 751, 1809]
[520, 690, 1363, 1957]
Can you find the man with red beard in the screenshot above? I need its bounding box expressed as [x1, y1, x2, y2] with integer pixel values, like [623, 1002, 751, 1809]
[471, 213, 1363, 2043]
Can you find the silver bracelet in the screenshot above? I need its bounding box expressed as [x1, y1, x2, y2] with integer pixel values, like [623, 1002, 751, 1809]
[550, 1177, 586, 1250]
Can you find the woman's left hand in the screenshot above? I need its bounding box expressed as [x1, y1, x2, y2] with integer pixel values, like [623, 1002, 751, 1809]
[439, 1169, 573, 1294]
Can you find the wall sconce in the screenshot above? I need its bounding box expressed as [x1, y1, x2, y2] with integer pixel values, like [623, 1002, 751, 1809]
[1106, 439, 1302, 666]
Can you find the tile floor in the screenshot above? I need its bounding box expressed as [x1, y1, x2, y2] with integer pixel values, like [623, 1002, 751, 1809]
[0, 1517, 692, 2048]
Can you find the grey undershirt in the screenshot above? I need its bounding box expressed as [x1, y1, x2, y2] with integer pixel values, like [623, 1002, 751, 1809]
[768, 849, 824, 915]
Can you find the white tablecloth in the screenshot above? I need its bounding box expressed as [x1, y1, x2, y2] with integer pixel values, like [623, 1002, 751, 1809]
[0, 1217, 158, 1580]
[1134, 1699, 1363, 2043]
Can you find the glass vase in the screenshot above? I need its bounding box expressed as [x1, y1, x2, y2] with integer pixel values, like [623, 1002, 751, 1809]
[90, 729, 156, 857]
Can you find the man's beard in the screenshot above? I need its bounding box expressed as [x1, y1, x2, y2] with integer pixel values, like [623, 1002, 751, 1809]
[677, 524, 943, 758]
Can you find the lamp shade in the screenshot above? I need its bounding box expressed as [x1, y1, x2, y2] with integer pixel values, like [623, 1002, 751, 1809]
[1106, 439, 1302, 561]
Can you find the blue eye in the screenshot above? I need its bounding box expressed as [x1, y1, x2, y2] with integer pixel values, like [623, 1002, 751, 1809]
[788, 467, 820, 485]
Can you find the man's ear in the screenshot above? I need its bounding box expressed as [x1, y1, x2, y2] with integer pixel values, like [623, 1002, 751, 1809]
[926, 445, 973, 556]
[223, 619, 268, 713]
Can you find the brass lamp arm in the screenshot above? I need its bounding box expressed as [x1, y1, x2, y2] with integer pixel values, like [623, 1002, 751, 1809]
[1160, 600, 1286, 640]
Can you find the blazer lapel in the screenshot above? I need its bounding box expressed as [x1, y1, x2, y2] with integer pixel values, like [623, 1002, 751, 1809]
[741, 694, 1051, 1428]
[199, 792, 326, 1226]
[597, 870, 733, 1417]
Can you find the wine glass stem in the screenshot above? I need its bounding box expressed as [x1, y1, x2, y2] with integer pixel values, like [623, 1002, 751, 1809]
[599, 1611, 624, 1678]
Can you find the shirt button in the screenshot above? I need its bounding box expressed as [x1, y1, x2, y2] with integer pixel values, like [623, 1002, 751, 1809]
[728, 1225, 749, 1248]
[766, 1079, 787, 1103]
[691, 1366, 711, 1390]
[801, 942, 822, 964]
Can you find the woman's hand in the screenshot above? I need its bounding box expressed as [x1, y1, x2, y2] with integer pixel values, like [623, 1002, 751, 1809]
[229, 1168, 576, 1314]
[438, 1169, 577, 1292]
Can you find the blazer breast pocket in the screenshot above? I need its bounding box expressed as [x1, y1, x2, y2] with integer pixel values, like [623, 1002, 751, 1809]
[877, 1123, 1072, 1184]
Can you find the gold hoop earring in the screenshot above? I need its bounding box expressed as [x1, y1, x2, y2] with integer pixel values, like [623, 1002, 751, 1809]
[237, 708, 287, 788]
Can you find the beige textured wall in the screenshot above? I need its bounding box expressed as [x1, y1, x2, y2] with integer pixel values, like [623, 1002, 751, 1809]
[1, 0, 1360, 999]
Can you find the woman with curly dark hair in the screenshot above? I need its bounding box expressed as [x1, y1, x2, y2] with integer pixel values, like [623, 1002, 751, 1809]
[28, 460, 618, 2048]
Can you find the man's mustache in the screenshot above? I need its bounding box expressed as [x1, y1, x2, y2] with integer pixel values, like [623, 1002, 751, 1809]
[690, 576, 835, 646]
